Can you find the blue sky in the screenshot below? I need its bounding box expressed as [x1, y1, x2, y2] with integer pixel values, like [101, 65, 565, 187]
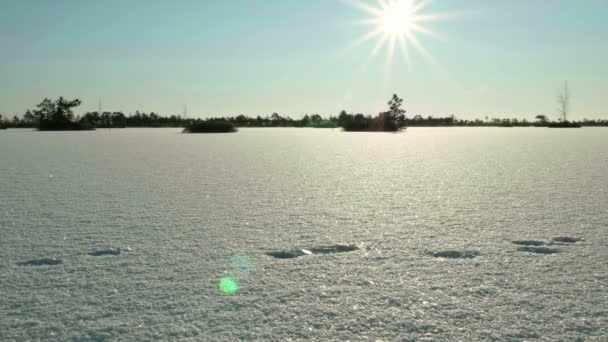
[1, 0, 607, 119]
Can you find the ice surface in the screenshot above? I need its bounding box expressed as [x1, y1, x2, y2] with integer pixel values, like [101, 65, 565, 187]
[1, 128, 607, 340]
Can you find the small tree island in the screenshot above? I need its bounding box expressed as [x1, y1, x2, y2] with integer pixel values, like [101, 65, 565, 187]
[183, 119, 237, 133]
[28, 97, 94, 131]
[341, 94, 406, 132]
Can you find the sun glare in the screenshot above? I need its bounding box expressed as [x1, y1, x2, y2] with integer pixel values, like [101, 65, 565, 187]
[380, 1, 414, 35]
[348, 0, 447, 69]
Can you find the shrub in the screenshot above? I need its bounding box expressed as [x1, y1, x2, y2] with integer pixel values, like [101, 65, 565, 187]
[38, 119, 95, 131]
[183, 120, 237, 133]
[309, 120, 338, 128]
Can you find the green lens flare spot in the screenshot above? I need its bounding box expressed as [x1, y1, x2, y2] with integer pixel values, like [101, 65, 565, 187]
[219, 276, 239, 295]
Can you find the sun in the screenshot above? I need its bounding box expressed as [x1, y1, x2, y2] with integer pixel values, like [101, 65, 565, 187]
[347, 0, 447, 68]
[379, 0, 415, 35]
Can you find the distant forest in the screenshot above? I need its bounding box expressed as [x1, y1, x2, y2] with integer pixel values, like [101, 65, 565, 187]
[3, 111, 608, 130]
[1, 97, 607, 130]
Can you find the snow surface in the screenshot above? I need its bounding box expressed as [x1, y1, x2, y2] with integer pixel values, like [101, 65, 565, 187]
[1, 128, 607, 341]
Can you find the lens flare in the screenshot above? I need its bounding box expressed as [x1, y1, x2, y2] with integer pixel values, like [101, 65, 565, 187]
[219, 276, 239, 295]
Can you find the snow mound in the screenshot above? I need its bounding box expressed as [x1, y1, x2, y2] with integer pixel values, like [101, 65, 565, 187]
[551, 236, 583, 244]
[511, 240, 545, 246]
[88, 248, 121, 256]
[517, 246, 560, 254]
[429, 250, 480, 259]
[16, 258, 63, 266]
[266, 244, 359, 259]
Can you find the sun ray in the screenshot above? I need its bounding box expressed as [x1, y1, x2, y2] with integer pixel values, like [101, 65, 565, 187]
[397, 34, 412, 72]
[410, 22, 443, 40]
[386, 35, 397, 68]
[353, 18, 382, 26]
[371, 33, 388, 57]
[412, 0, 432, 14]
[378, 0, 393, 10]
[349, 26, 385, 50]
[344, 0, 384, 16]
[406, 29, 442, 71]
[415, 11, 466, 23]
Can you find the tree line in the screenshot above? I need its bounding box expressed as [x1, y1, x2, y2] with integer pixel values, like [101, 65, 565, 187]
[1, 96, 607, 130]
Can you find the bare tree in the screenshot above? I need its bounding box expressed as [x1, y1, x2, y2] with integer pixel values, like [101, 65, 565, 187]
[557, 80, 570, 122]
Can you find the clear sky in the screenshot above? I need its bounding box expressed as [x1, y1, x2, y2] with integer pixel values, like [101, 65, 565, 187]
[1, 0, 607, 119]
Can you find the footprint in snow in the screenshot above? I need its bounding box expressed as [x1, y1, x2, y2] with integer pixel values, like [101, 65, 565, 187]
[517, 246, 560, 254]
[266, 244, 359, 259]
[428, 250, 480, 259]
[88, 248, 121, 256]
[511, 240, 545, 246]
[551, 236, 583, 244]
[16, 258, 63, 266]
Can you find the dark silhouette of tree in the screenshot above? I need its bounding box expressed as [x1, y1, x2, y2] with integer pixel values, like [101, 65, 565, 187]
[310, 114, 322, 122]
[337, 110, 349, 127]
[22, 110, 36, 125]
[55, 97, 81, 122]
[82, 112, 100, 126]
[534, 114, 548, 127]
[341, 94, 406, 131]
[270, 113, 282, 127]
[34, 98, 56, 122]
[35, 97, 79, 122]
[112, 112, 127, 128]
[235, 115, 247, 126]
[101, 112, 112, 127]
[301, 114, 311, 127]
[385, 94, 406, 131]
[387, 94, 405, 118]
[33, 97, 90, 130]
[184, 119, 237, 133]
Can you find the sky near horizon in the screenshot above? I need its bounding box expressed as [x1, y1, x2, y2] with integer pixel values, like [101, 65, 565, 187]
[1, 0, 607, 120]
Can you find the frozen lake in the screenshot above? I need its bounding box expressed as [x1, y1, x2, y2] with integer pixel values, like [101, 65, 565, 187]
[1, 127, 607, 340]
